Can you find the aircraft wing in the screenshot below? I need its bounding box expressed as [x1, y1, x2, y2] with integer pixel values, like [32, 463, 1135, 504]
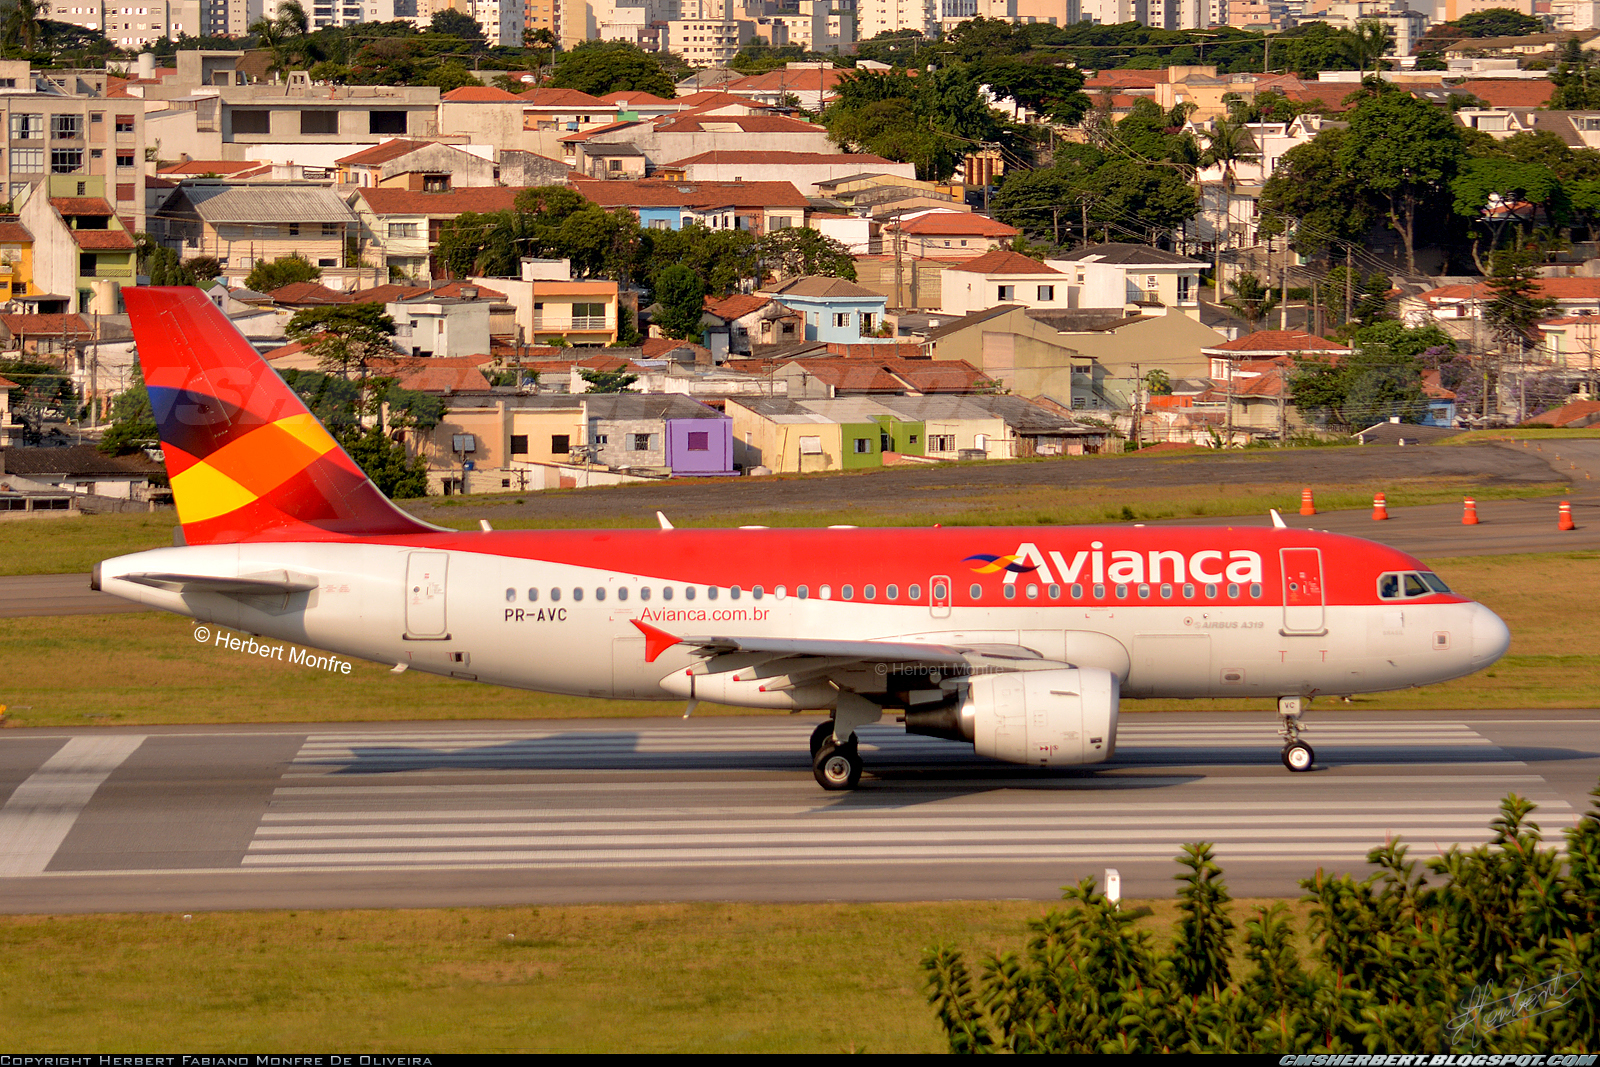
[631, 620, 1060, 673]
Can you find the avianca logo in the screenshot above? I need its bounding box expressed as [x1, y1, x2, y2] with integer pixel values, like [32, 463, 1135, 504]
[963, 554, 1039, 575]
[992, 542, 1265, 586]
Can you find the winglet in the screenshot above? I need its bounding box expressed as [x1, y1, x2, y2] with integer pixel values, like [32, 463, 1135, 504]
[656, 511, 674, 530]
[631, 618, 681, 662]
[1270, 508, 1287, 529]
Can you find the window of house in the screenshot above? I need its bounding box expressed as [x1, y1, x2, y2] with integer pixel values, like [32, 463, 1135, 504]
[51, 115, 81, 139]
[300, 110, 338, 135]
[551, 434, 570, 454]
[631, 433, 651, 451]
[770, 215, 791, 229]
[572, 302, 605, 325]
[1037, 285, 1053, 301]
[51, 149, 82, 173]
[369, 110, 406, 134]
[997, 285, 1015, 301]
[288, 223, 300, 236]
[686, 431, 709, 451]
[832, 312, 849, 328]
[232, 110, 270, 134]
[11, 149, 41, 173]
[510, 435, 528, 455]
[115, 115, 135, 134]
[422, 174, 450, 192]
[1178, 276, 1192, 302]
[10, 113, 41, 140]
[322, 223, 339, 236]
[116, 151, 134, 168]
[929, 434, 955, 451]
[798, 435, 821, 454]
[388, 222, 417, 239]
[853, 437, 870, 453]
[90, 148, 102, 159]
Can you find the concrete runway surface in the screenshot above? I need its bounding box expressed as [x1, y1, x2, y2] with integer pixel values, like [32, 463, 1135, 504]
[0, 711, 1594, 912]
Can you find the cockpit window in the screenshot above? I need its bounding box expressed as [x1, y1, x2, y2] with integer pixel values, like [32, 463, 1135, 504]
[1379, 570, 1451, 600]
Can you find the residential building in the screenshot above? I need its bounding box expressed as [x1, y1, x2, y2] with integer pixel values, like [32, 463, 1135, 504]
[0, 75, 147, 228]
[940, 251, 1069, 317]
[1046, 243, 1206, 320]
[572, 141, 647, 180]
[725, 397, 904, 473]
[813, 172, 959, 208]
[856, 0, 937, 37]
[0, 312, 93, 356]
[335, 140, 500, 190]
[1404, 278, 1600, 331]
[0, 444, 164, 501]
[473, 0, 527, 45]
[656, 151, 916, 196]
[350, 186, 526, 282]
[0, 220, 34, 304]
[153, 181, 364, 287]
[888, 211, 1018, 259]
[20, 177, 138, 314]
[719, 62, 858, 109]
[699, 293, 803, 359]
[665, 16, 756, 67]
[387, 290, 501, 358]
[572, 178, 809, 235]
[470, 257, 623, 346]
[54, 0, 204, 48]
[760, 276, 889, 343]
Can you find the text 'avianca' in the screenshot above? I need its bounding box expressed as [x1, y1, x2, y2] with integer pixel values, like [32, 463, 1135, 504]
[969, 543, 1266, 586]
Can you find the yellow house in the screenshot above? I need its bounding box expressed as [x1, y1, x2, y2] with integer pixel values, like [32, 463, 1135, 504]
[0, 219, 35, 302]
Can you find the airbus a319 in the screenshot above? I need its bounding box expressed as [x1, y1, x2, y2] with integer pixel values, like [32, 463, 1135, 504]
[95, 289, 1511, 789]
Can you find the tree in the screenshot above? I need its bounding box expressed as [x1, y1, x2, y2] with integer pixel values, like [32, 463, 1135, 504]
[578, 367, 638, 393]
[757, 228, 856, 281]
[341, 423, 429, 498]
[286, 302, 398, 380]
[1223, 271, 1279, 327]
[1551, 37, 1600, 111]
[1290, 347, 1427, 431]
[97, 362, 158, 456]
[643, 224, 758, 296]
[245, 253, 320, 293]
[1337, 90, 1464, 273]
[423, 61, 481, 91]
[1448, 7, 1543, 37]
[1, 0, 47, 52]
[1452, 156, 1568, 271]
[824, 66, 1019, 183]
[652, 263, 706, 341]
[550, 40, 674, 98]
[1483, 246, 1556, 355]
[428, 8, 483, 44]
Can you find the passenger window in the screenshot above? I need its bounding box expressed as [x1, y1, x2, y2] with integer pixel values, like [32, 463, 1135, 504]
[1092, 584, 1105, 598]
[1227, 583, 1240, 598]
[684, 587, 696, 601]
[1048, 584, 1060, 598]
[1205, 583, 1218, 597]
[1025, 584, 1038, 600]
[1137, 584, 1150, 599]
[595, 588, 605, 601]
[617, 587, 628, 601]
[550, 587, 561, 602]
[527, 588, 539, 602]
[775, 585, 787, 599]
[1161, 584, 1173, 598]
[505, 588, 516, 602]
[1115, 584, 1128, 599]
[1069, 584, 1081, 598]
[841, 585, 854, 600]
[819, 585, 831, 600]
[798, 585, 809, 599]
[909, 584, 921, 600]
[1003, 585, 1017, 599]
[970, 584, 982, 598]
[933, 582, 947, 599]
[864, 584, 876, 599]
[1182, 584, 1194, 598]
[662, 587, 674, 601]
[886, 584, 899, 599]
[640, 587, 651, 601]
[706, 586, 717, 600]
[573, 587, 584, 602]
[752, 586, 763, 599]
[730, 586, 742, 599]
[1250, 583, 1262, 598]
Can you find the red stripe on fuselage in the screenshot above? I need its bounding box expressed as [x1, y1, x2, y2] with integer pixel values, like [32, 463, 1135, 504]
[262, 525, 1459, 609]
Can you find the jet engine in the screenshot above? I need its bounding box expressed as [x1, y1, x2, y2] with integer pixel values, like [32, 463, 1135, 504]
[905, 668, 1119, 767]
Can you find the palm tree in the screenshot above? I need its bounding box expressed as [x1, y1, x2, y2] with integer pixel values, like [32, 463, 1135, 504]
[3, 0, 49, 53]
[1199, 118, 1259, 283]
[1352, 20, 1395, 78]
[276, 0, 309, 38]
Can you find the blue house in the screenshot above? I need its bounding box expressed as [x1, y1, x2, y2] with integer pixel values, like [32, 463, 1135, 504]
[760, 277, 888, 343]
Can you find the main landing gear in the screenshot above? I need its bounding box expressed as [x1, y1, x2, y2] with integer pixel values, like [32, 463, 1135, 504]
[1278, 695, 1315, 772]
[809, 695, 882, 791]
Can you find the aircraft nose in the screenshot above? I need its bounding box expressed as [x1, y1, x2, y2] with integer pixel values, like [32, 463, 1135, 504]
[1469, 603, 1511, 670]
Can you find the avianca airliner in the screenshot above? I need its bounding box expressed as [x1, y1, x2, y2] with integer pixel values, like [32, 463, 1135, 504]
[95, 288, 1512, 790]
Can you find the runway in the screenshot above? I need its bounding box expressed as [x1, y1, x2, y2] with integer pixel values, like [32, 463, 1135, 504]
[0, 711, 1594, 912]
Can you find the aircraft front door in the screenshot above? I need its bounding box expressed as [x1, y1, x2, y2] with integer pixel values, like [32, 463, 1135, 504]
[1280, 547, 1325, 634]
[404, 551, 449, 639]
[929, 574, 951, 618]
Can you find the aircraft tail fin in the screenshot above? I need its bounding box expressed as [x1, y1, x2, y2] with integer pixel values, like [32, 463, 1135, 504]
[124, 286, 438, 545]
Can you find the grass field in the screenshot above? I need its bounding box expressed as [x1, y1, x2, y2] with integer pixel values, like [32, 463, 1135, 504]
[1, 550, 1594, 727]
[0, 476, 1568, 576]
[0, 896, 1318, 1052]
[1439, 427, 1600, 444]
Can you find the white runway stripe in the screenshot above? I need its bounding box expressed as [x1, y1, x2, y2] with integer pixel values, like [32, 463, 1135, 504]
[0, 735, 145, 877]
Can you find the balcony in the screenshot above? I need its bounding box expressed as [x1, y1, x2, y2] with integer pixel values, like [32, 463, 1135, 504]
[90, 264, 133, 278]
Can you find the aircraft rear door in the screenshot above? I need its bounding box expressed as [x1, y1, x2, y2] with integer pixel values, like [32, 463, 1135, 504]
[404, 551, 449, 639]
[1280, 547, 1325, 634]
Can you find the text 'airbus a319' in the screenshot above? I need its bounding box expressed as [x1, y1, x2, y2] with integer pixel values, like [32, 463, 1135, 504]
[95, 288, 1511, 790]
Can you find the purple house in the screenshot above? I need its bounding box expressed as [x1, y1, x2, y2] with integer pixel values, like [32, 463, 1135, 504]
[582, 394, 735, 477]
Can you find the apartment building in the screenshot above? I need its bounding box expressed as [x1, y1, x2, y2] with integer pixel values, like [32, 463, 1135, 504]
[53, 0, 203, 48]
[20, 176, 138, 315]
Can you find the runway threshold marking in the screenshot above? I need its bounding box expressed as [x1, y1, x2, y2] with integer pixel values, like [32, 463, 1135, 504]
[0, 735, 145, 876]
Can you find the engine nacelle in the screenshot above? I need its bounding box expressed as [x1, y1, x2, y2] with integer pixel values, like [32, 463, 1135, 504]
[954, 668, 1119, 767]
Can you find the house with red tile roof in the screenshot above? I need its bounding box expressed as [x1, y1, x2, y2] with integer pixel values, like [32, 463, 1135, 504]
[941, 251, 1067, 317]
[655, 150, 916, 195]
[720, 66, 856, 110]
[20, 177, 140, 314]
[0, 313, 91, 355]
[335, 140, 498, 190]
[350, 186, 530, 283]
[888, 211, 1019, 259]
[0, 219, 32, 305]
[700, 293, 803, 358]
[1406, 278, 1600, 327]
[1201, 331, 1348, 379]
[572, 178, 809, 235]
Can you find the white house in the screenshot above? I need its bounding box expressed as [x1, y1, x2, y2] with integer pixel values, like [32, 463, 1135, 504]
[939, 250, 1069, 318]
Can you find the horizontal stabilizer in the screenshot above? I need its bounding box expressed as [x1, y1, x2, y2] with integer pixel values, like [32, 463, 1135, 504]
[120, 571, 319, 595]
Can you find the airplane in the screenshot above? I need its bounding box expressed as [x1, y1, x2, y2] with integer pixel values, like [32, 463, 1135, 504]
[94, 288, 1512, 790]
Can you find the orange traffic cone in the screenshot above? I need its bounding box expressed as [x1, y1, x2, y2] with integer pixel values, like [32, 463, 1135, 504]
[1372, 493, 1388, 520]
[1462, 498, 1480, 525]
[1300, 487, 1316, 516]
[1560, 500, 1576, 531]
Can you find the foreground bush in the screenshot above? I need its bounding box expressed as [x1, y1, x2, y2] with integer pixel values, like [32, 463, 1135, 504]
[924, 787, 1600, 1053]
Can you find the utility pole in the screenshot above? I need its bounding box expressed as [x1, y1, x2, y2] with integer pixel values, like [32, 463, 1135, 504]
[1344, 245, 1353, 325]
[1131, 361, 1141, 447]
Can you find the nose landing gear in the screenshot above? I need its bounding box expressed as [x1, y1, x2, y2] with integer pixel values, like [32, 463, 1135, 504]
[1278, 695, 1315, 772]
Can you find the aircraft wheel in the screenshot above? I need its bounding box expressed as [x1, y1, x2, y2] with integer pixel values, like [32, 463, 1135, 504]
[809, 719, 835, 759]
[1282, 742, 1315, 772]
[813, 738, 862, 791]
